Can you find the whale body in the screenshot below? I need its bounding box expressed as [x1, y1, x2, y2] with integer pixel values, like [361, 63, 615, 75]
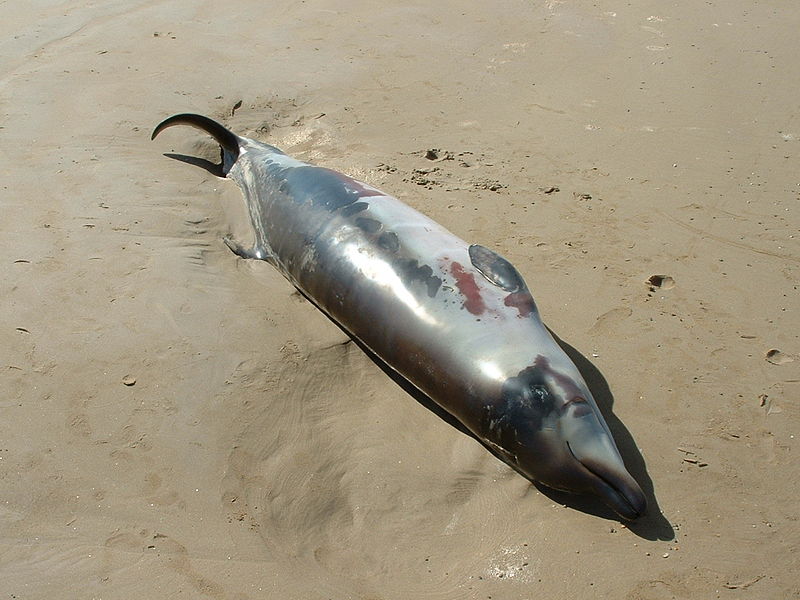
[152, 114, 646, 519]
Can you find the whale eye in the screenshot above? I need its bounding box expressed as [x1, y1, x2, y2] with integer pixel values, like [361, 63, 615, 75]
[530, 385, 549, 403]
[525, 384, 551, 407]
[516, 383, 550, 409]
[499, 365, 555, 432]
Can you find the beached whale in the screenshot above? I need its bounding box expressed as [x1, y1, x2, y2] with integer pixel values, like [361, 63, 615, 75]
[152, 113, 646, 519]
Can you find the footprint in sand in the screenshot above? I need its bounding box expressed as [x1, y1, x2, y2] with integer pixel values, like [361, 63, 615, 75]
[765, 349, 794, 365]
[590, 306, 633, 335]
[646, 274, 675, 291]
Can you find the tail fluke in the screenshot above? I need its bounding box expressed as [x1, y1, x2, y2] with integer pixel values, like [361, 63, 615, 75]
[151, 113, 240, 157]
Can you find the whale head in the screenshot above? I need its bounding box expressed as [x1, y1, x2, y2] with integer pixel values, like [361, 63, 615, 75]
[482, 356, 646, 520]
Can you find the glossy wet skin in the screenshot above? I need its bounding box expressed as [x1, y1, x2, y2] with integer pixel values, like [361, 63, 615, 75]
[153, 115, 646, 519]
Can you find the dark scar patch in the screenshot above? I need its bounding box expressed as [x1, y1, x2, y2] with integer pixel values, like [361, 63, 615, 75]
[395, 258, 442, 298]
[468, 244, 525, 292]
[378, 231, 400, 253]
[340, 201, 369, 217]
[451, 262, 486, 315]
[355, 217, 382, 234]
[504, 290, 537, 317]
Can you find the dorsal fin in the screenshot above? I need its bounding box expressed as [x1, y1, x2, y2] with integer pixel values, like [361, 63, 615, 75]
[468, 244, 525, 292]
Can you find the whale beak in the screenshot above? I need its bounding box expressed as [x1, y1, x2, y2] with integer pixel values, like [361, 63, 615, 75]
[556, 398, 646, 519]
[566, 434, 647, 520]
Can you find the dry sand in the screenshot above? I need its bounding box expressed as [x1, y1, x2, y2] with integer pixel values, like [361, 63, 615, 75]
[2, 1, 798, 598]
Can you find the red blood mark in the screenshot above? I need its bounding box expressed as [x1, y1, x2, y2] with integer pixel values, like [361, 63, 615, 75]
[451, 262, 486, 315]
[504, 291, 536, 317]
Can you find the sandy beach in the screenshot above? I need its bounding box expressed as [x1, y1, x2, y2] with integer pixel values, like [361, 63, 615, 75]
[1, 1, 798, 598]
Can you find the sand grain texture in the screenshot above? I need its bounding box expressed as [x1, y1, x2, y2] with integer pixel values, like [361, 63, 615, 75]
[1, 1, 798, 598]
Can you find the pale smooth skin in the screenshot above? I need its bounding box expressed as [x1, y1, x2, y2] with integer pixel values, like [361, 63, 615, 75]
[153, 114, 646, 519]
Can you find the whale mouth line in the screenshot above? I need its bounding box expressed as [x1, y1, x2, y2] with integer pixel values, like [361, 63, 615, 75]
[566, 441, 641, 520]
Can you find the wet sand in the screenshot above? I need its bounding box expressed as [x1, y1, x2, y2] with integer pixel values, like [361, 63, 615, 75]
[1, 1, 798, 598]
